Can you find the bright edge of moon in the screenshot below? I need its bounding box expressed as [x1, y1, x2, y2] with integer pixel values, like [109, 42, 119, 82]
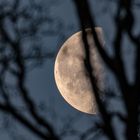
[54, 27, 105, 114]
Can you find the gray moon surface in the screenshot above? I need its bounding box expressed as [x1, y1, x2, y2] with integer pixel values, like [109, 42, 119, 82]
[54, 28, 105, 114]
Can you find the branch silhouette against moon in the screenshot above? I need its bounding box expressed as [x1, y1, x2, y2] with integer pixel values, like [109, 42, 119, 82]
[54, 28, 105, 114]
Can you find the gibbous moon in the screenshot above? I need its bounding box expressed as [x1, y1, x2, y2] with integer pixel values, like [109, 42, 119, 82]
[54, 28, 105, 114]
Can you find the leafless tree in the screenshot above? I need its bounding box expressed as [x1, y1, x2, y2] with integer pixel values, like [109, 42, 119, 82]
[0, 0, 65, 139]
[73, 0, 140, 140]
[0, 0, 140, 140]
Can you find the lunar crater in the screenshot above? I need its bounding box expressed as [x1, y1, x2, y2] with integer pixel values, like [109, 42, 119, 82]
[54, 28, 104, 114]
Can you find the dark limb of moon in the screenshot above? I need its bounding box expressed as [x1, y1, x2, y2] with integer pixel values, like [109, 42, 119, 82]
[54, 28, 105, 114]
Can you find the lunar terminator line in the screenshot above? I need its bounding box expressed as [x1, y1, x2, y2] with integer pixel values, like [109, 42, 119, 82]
[54, 28, 105, 114]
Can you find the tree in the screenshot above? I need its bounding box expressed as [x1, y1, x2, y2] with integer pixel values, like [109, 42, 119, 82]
[73, 0, 140, 140]
[0, 0, 140, 140]
[0, 0, 64, 139]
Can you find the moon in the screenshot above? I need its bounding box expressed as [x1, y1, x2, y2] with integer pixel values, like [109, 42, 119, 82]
[54, 28, 105, 114]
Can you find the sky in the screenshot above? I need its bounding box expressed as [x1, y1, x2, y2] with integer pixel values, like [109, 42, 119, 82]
[0, 0, 139, 140]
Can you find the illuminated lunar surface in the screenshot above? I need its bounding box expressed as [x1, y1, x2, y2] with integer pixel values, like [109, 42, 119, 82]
[54, 28, 105, 114]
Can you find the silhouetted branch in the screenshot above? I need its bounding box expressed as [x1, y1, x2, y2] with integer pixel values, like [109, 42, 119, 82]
[0, 103, 55, 140]
[74, 0, 139, 140]
[73, 1, 117, 140]
[0, 0, 60, 139]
